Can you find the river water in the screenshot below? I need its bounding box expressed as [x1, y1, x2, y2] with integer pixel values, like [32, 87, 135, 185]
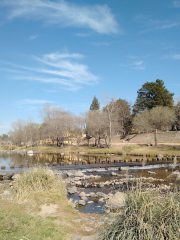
[0, 151, 179, 214]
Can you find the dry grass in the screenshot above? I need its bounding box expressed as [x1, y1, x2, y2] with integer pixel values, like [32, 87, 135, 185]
[0, 167, 90, 240]
[100, 185, 180, 240]
[12, 167, 65, 202]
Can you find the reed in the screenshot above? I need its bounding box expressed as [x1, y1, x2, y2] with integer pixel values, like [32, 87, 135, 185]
[100, 184, 180, 240]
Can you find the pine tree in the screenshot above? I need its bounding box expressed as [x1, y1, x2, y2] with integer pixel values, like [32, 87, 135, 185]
[133, 79, 174, 114]
[90, 96, 100, 111]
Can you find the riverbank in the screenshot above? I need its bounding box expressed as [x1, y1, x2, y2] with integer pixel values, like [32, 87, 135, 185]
[1, 143, 180, 156]
[1, 162, 180, 239]
[0, 168, 105, 240]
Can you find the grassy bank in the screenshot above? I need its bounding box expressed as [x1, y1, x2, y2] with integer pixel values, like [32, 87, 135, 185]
[1, 143, 180, 157]
[100, 185, 180, 240]
[21, 144, 180, 156]
[0, 168, 88, 240]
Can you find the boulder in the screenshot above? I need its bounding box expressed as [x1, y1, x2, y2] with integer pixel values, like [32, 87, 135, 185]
[106, 192, 126, 208]
[74, 177, 80, 181]
[81, 196, 88, 201]
[67, 172, 74, 177]
[75, 181, 82, 186]
[89, 192, 97, 198]
[99, 183, 104, 188]
[89, 175, 95, 179]
[148, 171, 156, 175]
[79, 192, 86, 197]
[74, 172, 84, 177]
[98, 198, 105, 203]
[111, 172, 118, 176]
[78, 200, 86, 206]
[120, 167, 130, 171]
[68, 187, 78, 195]
[12, 173, 21, 180]
[96, 192, 106, 197]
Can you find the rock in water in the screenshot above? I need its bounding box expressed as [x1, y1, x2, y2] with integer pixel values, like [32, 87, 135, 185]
[74, 172, 84, 177]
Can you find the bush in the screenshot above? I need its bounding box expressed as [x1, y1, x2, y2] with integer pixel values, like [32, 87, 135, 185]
[13, 167, 65, 202]
[100, 185, 180, 240]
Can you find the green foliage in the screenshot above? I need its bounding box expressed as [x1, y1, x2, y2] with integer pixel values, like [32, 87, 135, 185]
[90, 96, 100, 111]
[133, 79, 174, 114]
[174, 100, 180, 129]
[100, 186, 180, 240]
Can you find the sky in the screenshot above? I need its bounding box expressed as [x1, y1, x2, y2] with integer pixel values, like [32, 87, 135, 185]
[0, 0, 180, 135]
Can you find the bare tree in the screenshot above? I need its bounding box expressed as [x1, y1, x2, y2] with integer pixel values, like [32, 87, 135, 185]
[102, 92, 116, 147]
[85, 110, 107, 147]
[133, 106, 176, 146]
[39, 103, 74, 146]
[9, 119, 26, 146]
[72, 114, 85, 147]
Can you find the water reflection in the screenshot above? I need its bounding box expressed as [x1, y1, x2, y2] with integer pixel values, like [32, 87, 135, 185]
[0, 152, 179, 172]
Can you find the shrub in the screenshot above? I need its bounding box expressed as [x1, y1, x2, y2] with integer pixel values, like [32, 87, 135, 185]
[13, 167, 65, 202]
[100, 185, 180, 240]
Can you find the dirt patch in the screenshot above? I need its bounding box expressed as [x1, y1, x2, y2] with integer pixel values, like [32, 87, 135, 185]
[39, 204, 58, 217]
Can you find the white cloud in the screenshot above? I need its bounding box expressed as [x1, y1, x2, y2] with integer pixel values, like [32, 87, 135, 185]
[29, 35, 38, 40]
[120, 60, 145, 70]
[163, 54, 180, 60]
[134, 61, 144, 66]
[2, 0, 119, 34]
[173, 0, 180, 7]
[171, 54, 180, 60]
[1, 51, 99, 91]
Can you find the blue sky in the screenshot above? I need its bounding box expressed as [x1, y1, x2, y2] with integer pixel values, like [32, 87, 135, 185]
[0, 0, 180, 134]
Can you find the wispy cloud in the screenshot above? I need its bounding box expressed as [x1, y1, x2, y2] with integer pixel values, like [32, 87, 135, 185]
[136, 14, 180, 33]
[15, 99, 53, 108]
[162, 54, 180, 60]
[16, 99, 53, 105]
[120, 60, 145, 70]
[1, 51, 99, 91]
[173, 0, 180, 7]
[1, 0, 119, 34]
[29, 35, 38, 41]
[92, 42, 111, 46]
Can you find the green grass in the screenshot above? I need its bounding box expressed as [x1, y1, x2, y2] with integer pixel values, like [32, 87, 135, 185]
[2, 141, 180, 157]
[100, 185, 180, 240]
[0, 200, 66, 240]
[0, 145, 17, 150]
[0, 167, 83, 240]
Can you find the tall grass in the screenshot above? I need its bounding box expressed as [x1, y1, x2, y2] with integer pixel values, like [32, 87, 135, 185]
[13, 167, 65, 202]
[100, 185, 180, 240]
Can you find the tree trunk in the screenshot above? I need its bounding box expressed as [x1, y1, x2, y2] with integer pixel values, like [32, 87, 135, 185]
[95, 137, 97, 146]
[97, 136, 101, 147]
[109, 120, 112, 147]
[154, 129, 157, 146]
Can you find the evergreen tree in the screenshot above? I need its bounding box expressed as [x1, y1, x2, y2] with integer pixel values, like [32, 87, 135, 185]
[90, 96, 100, 111]
[133, 79, 174, 114]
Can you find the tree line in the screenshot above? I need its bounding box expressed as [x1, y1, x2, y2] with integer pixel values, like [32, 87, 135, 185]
[7, 79, 180, 147]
